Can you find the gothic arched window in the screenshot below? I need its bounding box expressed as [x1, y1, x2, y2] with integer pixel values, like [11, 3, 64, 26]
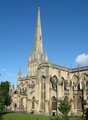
[77, 97, 82, 110]
[50, 76, 58, 91]
[64, 80, 68, 90]
[32, 97, 35, 109]
[52, 96, 57, 110]
[14, 103, 17, 108]
[78, 84, 80, 90]
[86, 81, 88, 90]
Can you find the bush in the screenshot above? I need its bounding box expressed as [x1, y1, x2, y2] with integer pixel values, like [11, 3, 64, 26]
[58, 97, 71, 120]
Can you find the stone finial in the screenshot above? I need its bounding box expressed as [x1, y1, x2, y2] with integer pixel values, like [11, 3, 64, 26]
[45, 52, 48, 62]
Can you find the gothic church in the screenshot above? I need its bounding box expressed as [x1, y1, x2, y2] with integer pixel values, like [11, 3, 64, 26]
[10, 7, 88, 116]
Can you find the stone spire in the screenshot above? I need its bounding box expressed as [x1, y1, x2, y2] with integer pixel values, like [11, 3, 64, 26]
[34, 7, 43, 60]
[18, 69, 22, 80]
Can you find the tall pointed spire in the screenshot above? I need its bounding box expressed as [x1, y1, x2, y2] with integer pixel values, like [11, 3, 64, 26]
[18, 69, 22, 80]
[34, 7, 43, 60]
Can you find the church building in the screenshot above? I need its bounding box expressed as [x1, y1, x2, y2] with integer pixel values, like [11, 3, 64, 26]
[10, 7, 88, 116]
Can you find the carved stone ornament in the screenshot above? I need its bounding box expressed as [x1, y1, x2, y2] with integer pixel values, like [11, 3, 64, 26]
[29, 81, 35, 88]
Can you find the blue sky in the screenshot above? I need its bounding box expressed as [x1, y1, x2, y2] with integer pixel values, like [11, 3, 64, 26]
[0, 0, 88, 85]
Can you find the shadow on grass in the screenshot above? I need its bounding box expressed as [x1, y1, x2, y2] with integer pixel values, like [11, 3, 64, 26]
[0, 112, 14, 120]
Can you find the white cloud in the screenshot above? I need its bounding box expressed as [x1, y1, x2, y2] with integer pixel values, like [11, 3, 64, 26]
[75, 53, 88, 66]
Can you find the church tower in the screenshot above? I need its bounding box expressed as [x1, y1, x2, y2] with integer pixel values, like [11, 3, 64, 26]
[27, 7, 48, 76]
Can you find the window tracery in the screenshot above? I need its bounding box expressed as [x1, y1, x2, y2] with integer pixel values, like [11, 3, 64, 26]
[50, 76, 58, 91]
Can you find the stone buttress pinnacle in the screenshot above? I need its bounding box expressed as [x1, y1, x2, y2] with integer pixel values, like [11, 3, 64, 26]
[34, 7, 43, 60]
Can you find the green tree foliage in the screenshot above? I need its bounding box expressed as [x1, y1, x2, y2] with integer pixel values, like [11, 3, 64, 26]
[85, 108, 88, 120]
[0, 91, 5, 112]
[58, 97, 71, 120]
[0, 81, 11, 112]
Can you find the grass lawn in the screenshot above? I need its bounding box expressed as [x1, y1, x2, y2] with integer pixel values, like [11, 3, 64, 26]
[0, 112, 82, 120]
[0, 113, 49, 120]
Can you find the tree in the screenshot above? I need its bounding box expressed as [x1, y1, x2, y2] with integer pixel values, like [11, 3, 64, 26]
[85, 108, 88, 120]
[0, 91, 5, 113]
[58, 97, 71, 120]
[0, 81, 11, 112]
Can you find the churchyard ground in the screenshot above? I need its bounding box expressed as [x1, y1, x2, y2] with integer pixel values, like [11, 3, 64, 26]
[0, 112, 82, 120]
